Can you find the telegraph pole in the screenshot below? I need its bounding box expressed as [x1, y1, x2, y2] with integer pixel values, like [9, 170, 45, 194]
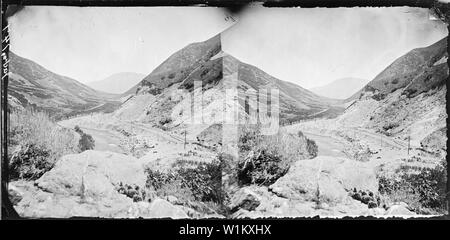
[407, 135, 410, 155]
[184, 130, 187, 150]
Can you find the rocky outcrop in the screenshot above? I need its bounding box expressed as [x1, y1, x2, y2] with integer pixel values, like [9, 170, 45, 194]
[35, 150, 147, 199]
[385, 202, 416, 216]
[12, 150, 193, 219]
[269, 156, 378, 206]
[229, 187, 262, 212]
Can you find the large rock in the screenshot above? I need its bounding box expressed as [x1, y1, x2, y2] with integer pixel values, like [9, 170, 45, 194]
[135, 199, 189, 219]
[229, 187, 262, 212]
[35, 150, 146, 199]
[12, 181, 135, 218]
[8, 183, 24, 205]
[11, 150, 151, 218]
[13, 181, 192, 219]
[227, 185, 372, 218]
[269, 156, 378, 205]
[385, 203, 416, 216]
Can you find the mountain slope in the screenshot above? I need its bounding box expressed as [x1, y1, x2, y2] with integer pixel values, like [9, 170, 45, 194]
[124, 34, 222, 96]
[87, 72, 146, 94]
[338, 37, 448, 153]
[7, 52, 120, 118]
[115, 34, 344, 132]
[310, 78, 368, 99]
[348, 37, 448, 101]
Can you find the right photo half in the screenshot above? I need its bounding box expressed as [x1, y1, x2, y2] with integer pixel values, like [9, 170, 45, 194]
[219, 5, 448, 218]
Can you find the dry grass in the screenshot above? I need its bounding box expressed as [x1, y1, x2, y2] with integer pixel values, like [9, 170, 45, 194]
[8, 108, 79, 179]
[9, 109, 78, 154]
[239, 124, 317, 163]
[235, 124, 318, 186]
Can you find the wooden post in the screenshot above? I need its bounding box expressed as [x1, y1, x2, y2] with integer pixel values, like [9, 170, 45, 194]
[184, 130, 187, 150]
[407, 135, 410, 155]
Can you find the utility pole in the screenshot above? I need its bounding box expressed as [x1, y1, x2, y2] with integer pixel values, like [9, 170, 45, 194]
[407, 135, 410, 155]
[184, 130, 187, 150]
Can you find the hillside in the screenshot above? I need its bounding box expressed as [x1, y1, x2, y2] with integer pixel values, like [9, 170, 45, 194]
[338, 37, 448, 153]
[117, 34, 344, 132]
[348, 37, 448, 101]
[310, 77, 368, 99]
[87, 72, 146, 94]
[7, 52, 121, 119]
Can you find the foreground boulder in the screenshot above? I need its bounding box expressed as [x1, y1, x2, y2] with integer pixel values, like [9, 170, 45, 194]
[229, 187, 262, 212]
[134, 199, 189, 219]
[35, 150, 146, 199]
[385, 203, 416, 216]
[228, 185, 372, 218]
[12, 150, 194, 218]
[269, 156, 378, 206]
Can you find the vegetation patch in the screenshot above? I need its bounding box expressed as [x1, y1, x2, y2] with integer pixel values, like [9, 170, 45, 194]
[145, 160, 224, 204]
[236, 125, 318, 186]
[377, 159, 447, 214]
[8, 109, 78, 180]
[74, 126, 95, 151]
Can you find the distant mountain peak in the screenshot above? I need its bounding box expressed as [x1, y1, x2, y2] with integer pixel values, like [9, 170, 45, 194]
[87, 72, 146, 94]
[310, 77, 368, 100]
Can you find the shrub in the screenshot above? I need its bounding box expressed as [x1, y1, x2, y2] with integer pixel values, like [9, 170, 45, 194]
[306, 138, 318, 158]
[78, 133, 95, 152]
[158, 116, 172, 126]
[74, 125, 82, 134]
[9, 144, 53, 180]
[177, 160, 223, 203]
[145, 160, 224, 204]
[8, 109, 78, 180]
[378, 159, 447, 213]
[237, 149, 289, 186]
[236, 125, 317, 186]
[116, 182, 147, 202]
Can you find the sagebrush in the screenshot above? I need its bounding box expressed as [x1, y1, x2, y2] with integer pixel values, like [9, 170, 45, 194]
[145, 159, 224, 204]
[236, 125, 317, 186]
[378, 159, 447, 214]
[8, 109, 78, 180]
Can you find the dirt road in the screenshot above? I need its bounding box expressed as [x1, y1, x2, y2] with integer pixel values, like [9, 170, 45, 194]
[302, 132, 348, 158]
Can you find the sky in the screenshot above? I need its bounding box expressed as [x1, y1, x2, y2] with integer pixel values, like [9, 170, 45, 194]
[8, 6, 448, 88]
[8, 6, 234, 83]
[222, 6, 448, 88]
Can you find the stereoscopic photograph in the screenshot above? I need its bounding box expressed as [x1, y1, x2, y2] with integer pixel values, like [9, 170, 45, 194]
[1, 2, 448, 219]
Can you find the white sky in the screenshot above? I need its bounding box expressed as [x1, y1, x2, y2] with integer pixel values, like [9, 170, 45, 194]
[9, 6, 448, 88]
[8, 6, 234, 83]
[223, 6, 448, 88]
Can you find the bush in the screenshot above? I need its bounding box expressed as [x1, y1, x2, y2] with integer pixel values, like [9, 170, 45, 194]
[73, 126, 95, 152]
[177, 160, 223, 203]
[8, 109, 78, 180]
[237, 149, 289, 186]
[306, 138, 318, 158]
[378, 159, 447, 213]
[74, 125, 82, 134]
[116, 182, 147, 202]
[235, 125, 317, 186]
[78, 133, 95, 152]
[145, 160, 224, 204]
[9, 144, 53, 180]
